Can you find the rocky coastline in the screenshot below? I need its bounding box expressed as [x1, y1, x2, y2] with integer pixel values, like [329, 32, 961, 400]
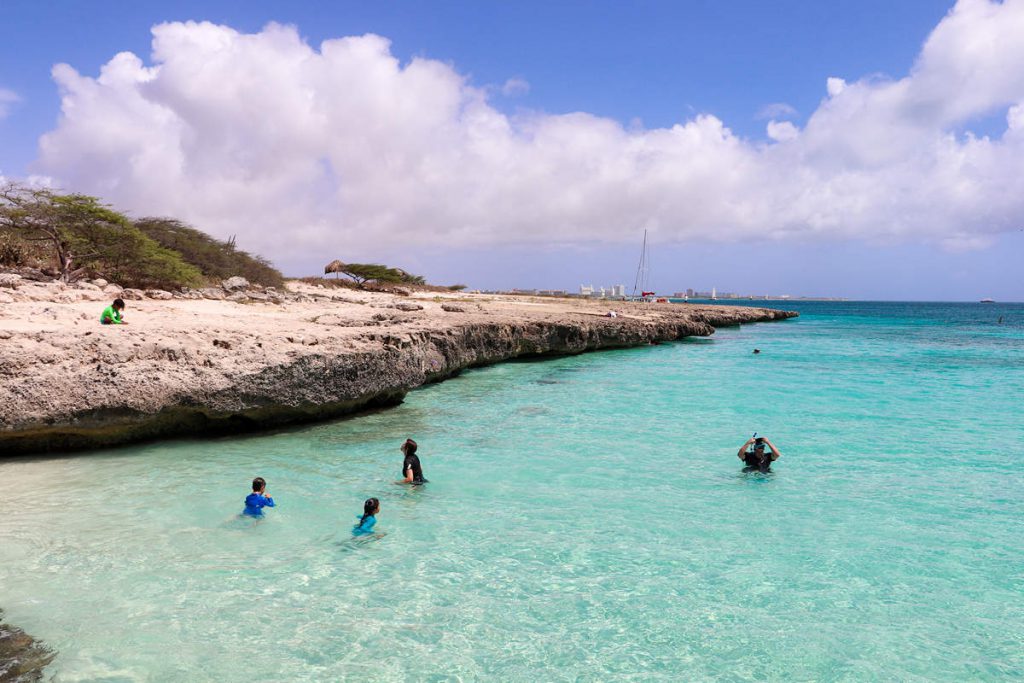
[0, 611, 53, 682]
[0, 275, 796, 456]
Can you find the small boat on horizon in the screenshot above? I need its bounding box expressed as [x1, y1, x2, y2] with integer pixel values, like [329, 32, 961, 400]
[980, 298, 995, 303]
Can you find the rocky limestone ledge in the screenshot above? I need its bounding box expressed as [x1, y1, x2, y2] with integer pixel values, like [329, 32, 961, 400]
[0, 284, 796, 455]
[0, 611, 55, 682]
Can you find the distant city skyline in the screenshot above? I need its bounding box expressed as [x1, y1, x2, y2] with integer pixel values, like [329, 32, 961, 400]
[1, 0, 1022, 301]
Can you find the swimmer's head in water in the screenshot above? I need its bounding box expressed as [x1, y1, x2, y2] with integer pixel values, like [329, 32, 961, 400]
[753, 438, 765, 451]
[359, 497, 380, 528]
[402, 438, 418, 456]
[252, 476, 266, 492]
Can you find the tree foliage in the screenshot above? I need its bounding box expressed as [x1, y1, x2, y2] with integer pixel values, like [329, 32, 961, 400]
[135, 217, 284, 288]
[324, 261, 426, 285]
[0, 183, 202, 289]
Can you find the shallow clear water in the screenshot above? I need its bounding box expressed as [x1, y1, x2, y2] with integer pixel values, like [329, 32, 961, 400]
[2, 302, 1023, 681]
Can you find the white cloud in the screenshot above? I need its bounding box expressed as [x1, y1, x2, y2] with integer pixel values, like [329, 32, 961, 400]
[0, 88, 20, 119]
[501, 77, 530, 97]
[826, 77, 846, 98]
[756, 102, 797, 120]
[766, 120, 799, 142]
[32, 1, 1024, 264]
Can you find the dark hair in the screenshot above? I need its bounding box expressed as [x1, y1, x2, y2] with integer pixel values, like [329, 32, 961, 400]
[113, 298, 125, 309]
[359, 497, 380, 528]
[252, 477, 266, 492]
[754, 437, 765, 447]
[402, 438, 418, 455]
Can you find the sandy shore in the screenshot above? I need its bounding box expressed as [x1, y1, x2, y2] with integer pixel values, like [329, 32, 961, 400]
[0, 278, 796, 455]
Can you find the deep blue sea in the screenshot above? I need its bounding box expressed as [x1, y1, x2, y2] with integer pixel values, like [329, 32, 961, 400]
[1, 301, 1022, 681]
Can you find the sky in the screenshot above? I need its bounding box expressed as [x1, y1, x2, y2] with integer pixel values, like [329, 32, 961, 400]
[1, 0, 1022, 300]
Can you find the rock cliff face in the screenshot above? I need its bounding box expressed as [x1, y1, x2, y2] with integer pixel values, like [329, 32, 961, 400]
[0, 282, 795, 455]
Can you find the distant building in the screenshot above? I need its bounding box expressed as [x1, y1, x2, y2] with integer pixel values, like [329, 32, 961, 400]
[612, 284, 626, 297]
[580, 284, 594, 296]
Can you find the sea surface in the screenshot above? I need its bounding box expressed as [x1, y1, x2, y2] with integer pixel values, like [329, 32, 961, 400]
[1, 301, 1022, 681]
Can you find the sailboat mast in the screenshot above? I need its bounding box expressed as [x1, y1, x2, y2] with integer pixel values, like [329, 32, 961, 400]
[631, 229, 648, 298]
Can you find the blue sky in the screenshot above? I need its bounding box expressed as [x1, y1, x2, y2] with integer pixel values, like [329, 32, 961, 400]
[2, 0, 1022, 300]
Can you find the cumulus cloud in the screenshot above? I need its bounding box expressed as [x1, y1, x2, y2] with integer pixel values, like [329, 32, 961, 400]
[0, 88, 20, 119]
[766, 120, 800, 142]
[825, 77, 846, 98]
[32, 0, 1024, 264]
[756, 102, 797, 120]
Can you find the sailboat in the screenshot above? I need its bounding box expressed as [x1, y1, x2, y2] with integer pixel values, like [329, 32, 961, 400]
[631, 229, 654, 301]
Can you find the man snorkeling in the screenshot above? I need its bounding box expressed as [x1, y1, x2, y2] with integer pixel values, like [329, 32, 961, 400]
[738, 435, 781, 471]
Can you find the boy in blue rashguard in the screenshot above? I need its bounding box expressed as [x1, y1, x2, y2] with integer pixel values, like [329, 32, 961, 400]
[243, 477, 275, 517]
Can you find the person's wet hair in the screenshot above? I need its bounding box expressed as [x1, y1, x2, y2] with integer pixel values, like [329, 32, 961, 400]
[359, 497, 379, 529]
[113, 298, 125, 309]
[403, 438, 417, 455]
[252, 477, 266, 492]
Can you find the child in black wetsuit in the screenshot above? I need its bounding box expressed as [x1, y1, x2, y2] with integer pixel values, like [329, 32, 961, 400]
[398, 438, 427, 484]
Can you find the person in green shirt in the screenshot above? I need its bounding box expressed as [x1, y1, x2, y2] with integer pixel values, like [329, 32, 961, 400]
[100, 298, 128, 325]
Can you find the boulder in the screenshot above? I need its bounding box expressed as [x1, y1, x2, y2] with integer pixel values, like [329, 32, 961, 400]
[92, 278, 109, 288]
[200, 288, 226, 301]
[441, 304, 466, 313]
[0, 274, 22, 289]
[76, 281, 101, 291]
[247, 291, 269, 302]
[394, 302, 424, 312]
[222, 276, 250, 291]
[226, 291, 249, 303]
[15, 268, 50, 283]
[121, 288, 146, 301]
[145, 290, 174, 300]
[103, 284, 123, 296]
[0, 291, 14, 304]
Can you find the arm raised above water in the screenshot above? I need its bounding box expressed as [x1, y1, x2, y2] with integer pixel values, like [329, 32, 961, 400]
[738, 439, 754, 460]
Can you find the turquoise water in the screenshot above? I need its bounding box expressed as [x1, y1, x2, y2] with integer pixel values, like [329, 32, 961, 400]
[2, 302, 1023, 681]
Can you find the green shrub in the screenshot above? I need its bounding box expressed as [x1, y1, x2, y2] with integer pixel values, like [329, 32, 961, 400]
[1, 185, 202, 289]
[135, 218, 284, 287]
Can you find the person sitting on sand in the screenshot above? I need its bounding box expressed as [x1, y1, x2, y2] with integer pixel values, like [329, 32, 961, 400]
[398, 439, 427, 485]
[100, 298, 128, 325]
[738, 436, 781, 471]
[353, 497, 380, 535]
[243, 477, 276, 517]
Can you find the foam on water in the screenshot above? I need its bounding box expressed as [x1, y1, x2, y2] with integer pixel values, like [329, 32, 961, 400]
[1, 302, 1022, 680]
